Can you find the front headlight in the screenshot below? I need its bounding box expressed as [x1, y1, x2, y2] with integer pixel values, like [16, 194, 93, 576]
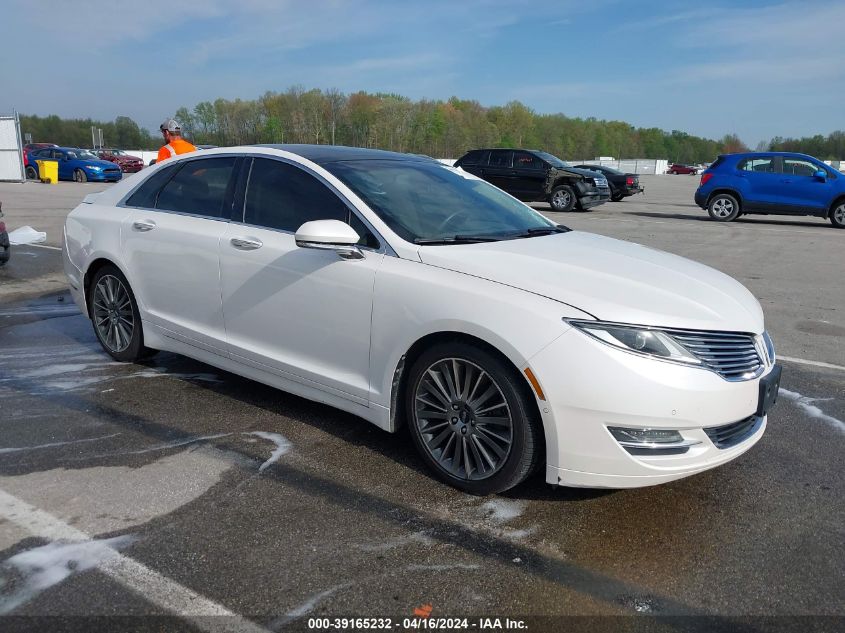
[86, 165, 102, 171]
[565, 319, 701, 366]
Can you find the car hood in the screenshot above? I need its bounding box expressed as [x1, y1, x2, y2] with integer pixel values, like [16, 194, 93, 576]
[416, 231, 764, 333]
[114, 155, 142, 162]
[84, 159, 119, 168]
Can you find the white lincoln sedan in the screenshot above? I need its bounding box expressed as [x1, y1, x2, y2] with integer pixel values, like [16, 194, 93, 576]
[63, 145, 782, 494]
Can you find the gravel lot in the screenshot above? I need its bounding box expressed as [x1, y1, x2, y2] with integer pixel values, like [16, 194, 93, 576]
[0, 175, 842, 632]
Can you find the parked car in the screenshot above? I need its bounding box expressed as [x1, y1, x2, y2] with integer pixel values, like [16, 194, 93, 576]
[454, 149, 610, 211]
[572, 164, 643, 201]
[63, 145, 781, 494]
[23, 143, 59, 179]
[695, 152, 845, 228]
[0, 201, 9, 266]
[97, 149, 144, 173]
[28, 147, 122, 182]
[668, 163, 699, 175]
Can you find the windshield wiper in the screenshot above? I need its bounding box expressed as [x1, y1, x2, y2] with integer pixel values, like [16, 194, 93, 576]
[509, 225, 571, 238]
[414, 235, 504, 245]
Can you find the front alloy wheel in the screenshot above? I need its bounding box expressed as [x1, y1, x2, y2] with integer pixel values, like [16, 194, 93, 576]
[406, 342, 542, 494]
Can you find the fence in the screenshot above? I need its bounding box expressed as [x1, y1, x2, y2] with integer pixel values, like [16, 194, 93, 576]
[0, 113, 25, 182]
[574, 158, 669, 175]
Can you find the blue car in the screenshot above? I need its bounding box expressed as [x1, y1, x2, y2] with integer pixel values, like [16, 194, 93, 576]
[695, 152, 845, 229]
[28, 147, 122, 183]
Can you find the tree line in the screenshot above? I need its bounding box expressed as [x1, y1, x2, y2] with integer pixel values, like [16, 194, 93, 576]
[19, 87, 845, 163]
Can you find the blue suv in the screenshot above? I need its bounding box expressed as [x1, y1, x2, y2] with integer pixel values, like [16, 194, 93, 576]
[695, 152, 845, 229]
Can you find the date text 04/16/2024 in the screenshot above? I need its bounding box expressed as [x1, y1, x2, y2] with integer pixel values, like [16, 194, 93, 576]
[307, 617, 528, 630]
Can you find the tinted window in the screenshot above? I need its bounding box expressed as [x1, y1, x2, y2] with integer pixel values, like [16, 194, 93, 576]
[125, 164, 180, 208]
[782, 158, 820, 177]
[488, 150, 513, 168]
[459, 150, 489, 166]
[244, 158, 348, 233]
[535, 151, 570, 168]
[513, 151, 543, 169]
[156, 157, 237, 218]
[739, 158, 775, 173]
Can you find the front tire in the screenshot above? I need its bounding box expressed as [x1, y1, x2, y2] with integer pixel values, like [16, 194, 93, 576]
[88, 265, 156, 362]
[405, 342, 543, 495]
[830, 201, 845, 228]
[549, 185, 576, 212]
[708, 193, 740, 222]
[74, 168, 87, 183]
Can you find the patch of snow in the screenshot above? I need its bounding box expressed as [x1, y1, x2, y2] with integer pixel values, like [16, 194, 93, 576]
[0, 535, 136, 614]
[779, 388, 845, 435]
[0, 433, 120, 455]
[247, 432, 292, 472]
[406, 563, 480, 572]
[7, 226, 46, 246]
[128, 433, 232, 455]
[479, 499, 526, 524]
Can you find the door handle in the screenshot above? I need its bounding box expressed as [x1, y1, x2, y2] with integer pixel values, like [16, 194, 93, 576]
[230, 237, 263, 251]
[132, 220, 156, 231]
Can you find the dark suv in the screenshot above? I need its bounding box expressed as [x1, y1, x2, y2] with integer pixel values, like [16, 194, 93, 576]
[695, 152, 845, 228]
[454, 149, 610, 211]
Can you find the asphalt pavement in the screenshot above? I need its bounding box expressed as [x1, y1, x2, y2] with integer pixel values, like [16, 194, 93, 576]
[0, 176, 842, 632]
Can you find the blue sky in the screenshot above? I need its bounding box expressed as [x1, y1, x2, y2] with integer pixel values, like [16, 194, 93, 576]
[3, 0, 843, 147]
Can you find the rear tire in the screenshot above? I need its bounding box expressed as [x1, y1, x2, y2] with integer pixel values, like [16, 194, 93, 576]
[25, 165, 37, 180]
[405, 342, 543, 495]
[88, 265, 157, 362]
[74, 168, 87, 183]
[549, 185, 576, 212]
[707, 193, 740, 222]
[830, 201, 845, 228]
[611, 191, 625, 202]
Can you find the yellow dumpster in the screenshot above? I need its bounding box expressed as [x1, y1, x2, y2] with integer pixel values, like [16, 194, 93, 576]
[36, 159, 58, 184]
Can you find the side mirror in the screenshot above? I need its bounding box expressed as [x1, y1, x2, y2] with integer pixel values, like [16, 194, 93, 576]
[813, 169, 827, 180]
[295, 219, 363, 260]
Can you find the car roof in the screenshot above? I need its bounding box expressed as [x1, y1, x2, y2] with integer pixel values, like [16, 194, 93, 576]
[719, 152, 820, 160]
[253, 144, 434, 165]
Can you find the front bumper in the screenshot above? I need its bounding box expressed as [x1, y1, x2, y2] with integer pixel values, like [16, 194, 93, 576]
[85, 169, 123, 182]
[528, 326, 776, 488]
[579, 188, 611, 209]
[119, 163, 143, 173]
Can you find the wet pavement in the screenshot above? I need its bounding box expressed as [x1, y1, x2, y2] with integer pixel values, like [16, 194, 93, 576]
[0, 178, 843, 632]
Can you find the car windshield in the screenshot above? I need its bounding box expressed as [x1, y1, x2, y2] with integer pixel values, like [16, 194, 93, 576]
[325, 159, 558, 243]
[68, 150, 98, 160]
[534, 151, 570, 168]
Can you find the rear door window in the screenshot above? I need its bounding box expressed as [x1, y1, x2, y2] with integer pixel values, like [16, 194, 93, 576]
[156, 157, 238, 218]
[738, 158, 776, 173]
[125, 163, 180, 208]
[488, 150, 513, 168]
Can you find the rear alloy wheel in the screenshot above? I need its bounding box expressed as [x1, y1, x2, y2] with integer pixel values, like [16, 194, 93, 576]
[549, 185, 576, 212]
[830, 201, 845, 228]
[611, 191, 625, 202]
[708, 193, 740, 222]
[406, 342, 543, 495]
[89, 265, 156, 362]
[25, 165, 37, 180]
[74, 168, 87, 183]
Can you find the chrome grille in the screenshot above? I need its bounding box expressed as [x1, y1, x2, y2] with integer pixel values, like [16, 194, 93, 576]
[665, 328, 763, 380]
[704, 415, 761, 448]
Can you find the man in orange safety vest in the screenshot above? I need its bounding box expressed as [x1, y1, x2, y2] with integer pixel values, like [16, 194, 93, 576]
[156, 118, 196, 164]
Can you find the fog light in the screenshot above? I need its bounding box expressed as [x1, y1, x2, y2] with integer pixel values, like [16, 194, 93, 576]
[609, 427, 683, 444]
[608, 426, 701, 455]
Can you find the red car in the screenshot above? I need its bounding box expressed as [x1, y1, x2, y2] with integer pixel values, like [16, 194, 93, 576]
[668, 163, 699, 175]
[97, 149, 144, 173]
